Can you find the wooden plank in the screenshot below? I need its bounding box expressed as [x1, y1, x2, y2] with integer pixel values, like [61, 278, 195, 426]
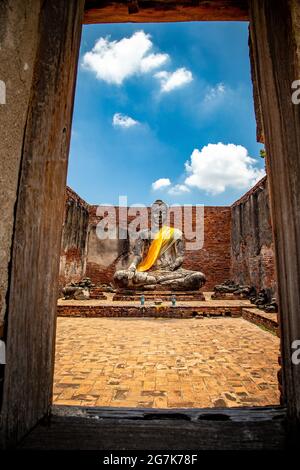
[0, 0, 42, 331]
[0, 0, 85, 448]
[249, 0, 300, 425]
[19, 405, 287, 450]
[83, 0, 249, 23]
[72, 404, 284, 421]
[248, 29, 264, 143]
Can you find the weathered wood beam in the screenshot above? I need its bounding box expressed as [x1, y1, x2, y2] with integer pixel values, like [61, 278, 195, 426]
[249, 30, 264, 143]
[249, 0, 300, 430]
[0, 0, 85, 448]
[19, 405, 287, 450]
[83, 0, 249, 24]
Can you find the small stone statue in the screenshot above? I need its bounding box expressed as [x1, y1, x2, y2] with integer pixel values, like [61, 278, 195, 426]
[62, 277, 94, 300]
[250, 289, 278, 312]
[113, 200, 206, 291]
[264, 297, 278, 313]
[212, 280, 255, 298]
[213, 281, 278, 313]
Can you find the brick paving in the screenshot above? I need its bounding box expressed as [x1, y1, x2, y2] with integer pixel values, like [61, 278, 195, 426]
[53, 317, 280, 408]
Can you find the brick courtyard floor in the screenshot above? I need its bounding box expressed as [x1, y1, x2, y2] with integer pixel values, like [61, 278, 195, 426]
[53, 317, 280, 408]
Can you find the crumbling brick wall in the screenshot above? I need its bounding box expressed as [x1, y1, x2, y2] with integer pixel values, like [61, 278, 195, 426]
[231, 176, 276, 296]
[58, 187, 89, 291]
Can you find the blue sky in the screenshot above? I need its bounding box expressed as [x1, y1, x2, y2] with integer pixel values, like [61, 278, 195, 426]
[68, 22, 264, 206]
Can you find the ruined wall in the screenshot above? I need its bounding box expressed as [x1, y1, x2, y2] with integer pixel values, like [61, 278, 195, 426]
[60, 180, 276, 295]
[86, 205, 232, 291]
[193, 207, 231, 289]
[58, 187, 89, 290]
[231, 176, 276, 296]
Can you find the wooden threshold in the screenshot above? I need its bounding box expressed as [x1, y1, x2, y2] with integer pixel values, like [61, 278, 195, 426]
[18, 405, 287, 450]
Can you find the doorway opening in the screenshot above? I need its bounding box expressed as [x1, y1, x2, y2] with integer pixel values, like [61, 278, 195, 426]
[54, 21, 280, 411]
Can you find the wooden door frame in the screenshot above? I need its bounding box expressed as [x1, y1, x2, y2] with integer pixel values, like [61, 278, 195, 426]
[1, 0, 300, 449]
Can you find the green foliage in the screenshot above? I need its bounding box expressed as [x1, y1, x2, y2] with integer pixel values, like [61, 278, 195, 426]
[260, 149, 266, 159]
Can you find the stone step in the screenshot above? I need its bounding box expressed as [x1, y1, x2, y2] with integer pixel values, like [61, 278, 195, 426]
[113, 290, 205, 302]
[89, 288, 107, 299]
[211, 292, 248, 300]
[57, 304, 242, 318]
[242, 308, 278, 335]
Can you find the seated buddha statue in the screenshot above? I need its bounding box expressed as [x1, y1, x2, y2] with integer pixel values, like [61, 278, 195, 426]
[113, 200, 206, 291]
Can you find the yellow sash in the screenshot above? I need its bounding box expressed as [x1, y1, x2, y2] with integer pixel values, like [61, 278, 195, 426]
[137, 226, 175, 272]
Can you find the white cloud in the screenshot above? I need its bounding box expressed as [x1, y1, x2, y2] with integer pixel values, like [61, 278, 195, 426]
[168, 184, 190, 195]
[154, 68, 193, 93]
[204, 83, 226, 102]
[112, 113, 139, 128]
[184, 143, 265, 195]
[140, 53, 169, 73]
[152, 178, 172, 191]
[82, 31, 169, 85]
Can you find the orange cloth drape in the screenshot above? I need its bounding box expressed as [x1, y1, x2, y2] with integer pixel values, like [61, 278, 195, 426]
[137, 226, 175, 272]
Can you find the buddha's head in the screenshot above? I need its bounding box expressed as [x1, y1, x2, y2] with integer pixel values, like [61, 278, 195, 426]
[151, 199, 168, 230]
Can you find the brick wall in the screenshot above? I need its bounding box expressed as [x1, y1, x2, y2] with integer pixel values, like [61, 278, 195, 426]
[87, 205, 231, 291]
[58, 187, 89, 291]
[59, 180, 276, 295]
[231, 176, 276, 296]
[188, 207, 231, 289]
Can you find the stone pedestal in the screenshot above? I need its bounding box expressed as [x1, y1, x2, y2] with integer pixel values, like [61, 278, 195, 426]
[112, 290, 205, 301]
[89, 287, 107, 299]
[211, 292, 248, 300]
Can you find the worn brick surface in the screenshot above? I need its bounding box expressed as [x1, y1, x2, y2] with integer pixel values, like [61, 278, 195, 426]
[53, 317, 280, 408]
[56, 294, 251, 318]
[59, 187, 89, 291]
[242, 308, 278, 335]
[231, 177, 276, 295]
